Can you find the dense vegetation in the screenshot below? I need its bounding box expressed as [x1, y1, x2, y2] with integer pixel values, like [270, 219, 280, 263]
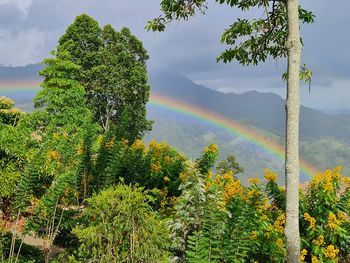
[0, 14, 349, 263]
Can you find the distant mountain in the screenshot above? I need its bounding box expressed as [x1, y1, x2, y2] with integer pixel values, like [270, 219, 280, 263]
[150, 73, 350, 145]
[325, 108, 350, 115]
[0, 64, 43, 81]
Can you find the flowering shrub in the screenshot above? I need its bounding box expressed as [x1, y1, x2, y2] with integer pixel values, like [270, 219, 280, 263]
[0, 96, 24, 126]
[250, 166, 350, 262]
[95, 138, 187, 199]
[178, 165, 350, 262]
[298, 167, 350, 262]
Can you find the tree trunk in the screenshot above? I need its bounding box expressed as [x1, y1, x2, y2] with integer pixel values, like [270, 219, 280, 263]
[285, 0, 301, 262]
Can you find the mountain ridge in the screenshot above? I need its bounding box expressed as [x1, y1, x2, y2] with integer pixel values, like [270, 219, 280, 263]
[150, 72, 350, 144]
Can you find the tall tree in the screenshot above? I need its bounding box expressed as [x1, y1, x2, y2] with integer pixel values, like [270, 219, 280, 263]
[15, 54, 95, 223]
[283, 0, 303, 260]
[147, 1, 314, 261]
[57, 14, 152, 141]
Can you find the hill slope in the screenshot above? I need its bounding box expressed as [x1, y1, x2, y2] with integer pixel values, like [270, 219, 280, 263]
[150, 73, 350, 144]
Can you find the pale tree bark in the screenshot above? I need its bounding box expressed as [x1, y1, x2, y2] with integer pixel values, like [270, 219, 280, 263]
[285, 0, 301, 262]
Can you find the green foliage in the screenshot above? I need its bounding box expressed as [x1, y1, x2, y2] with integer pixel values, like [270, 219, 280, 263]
[94, 138, 186, 198]
[0, 121, 32, 217]
[186, 188, 227, 262]
[216, 155, 244, 175]
[147, 0, 314, 87]
[73, 184, 170, 262]
[0, 96, 24, 126]
[147, 1, 314, 63]
[14, 47, 97, 242]
[168, 161, 207, 261]
[299, 167, 350, 262]
[3, 12, 350, 263]
[58, 14, 101, 69]
[57, 14, 152, 141]
[196, 144, 219, 174]
[34, 55, 90, 131]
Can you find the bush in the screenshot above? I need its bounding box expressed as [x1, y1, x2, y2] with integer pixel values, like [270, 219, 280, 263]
[72, 184, 170, 262]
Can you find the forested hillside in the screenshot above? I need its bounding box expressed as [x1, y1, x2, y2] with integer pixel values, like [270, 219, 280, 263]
[151, 73, 350, 144]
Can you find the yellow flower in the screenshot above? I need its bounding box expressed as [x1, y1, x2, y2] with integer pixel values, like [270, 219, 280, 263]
[337, 211, 346, 221]
[311, 172, 323, 186]
[324, 244, 339, 259]
[131, 139, 144, 150]
[170, 196, 177, 203]
[260, 214, 269, 222]
[324, 170, 334, 193]
[47, 150, 59, 160]
[223, 178, 243, 201]
[204, 144, 219, 154]
[213, 172, 243, 202]
[343, 176, 350, 188]
[76, 145, 84, 156]
[105, 139, 115, 149]
[206, 171, 213, 180]
[274, 213, 286, 233]
[163, 176, 170, 183]
[97, 134, 104, 145]
[311, 256, 320, 263]
[264, 169, 277, 182]
[304, 212, 316, 228]
[300, 249, 307, 261]
[311, 167, 342, 192]
[121, 138, 129, 145]
[150, 162, 161, 173]
[262, 196, 270, 210]
[149, 139, 160, 149]
[205, 181, 212, 191]
[248, 178, 261, 185]
[159, 189, 168, 197]
[62, 131, 68, 139]
[53, 132, 59, 140]
[279, 186, 285, 192]
[328, 212, 340, 231]
[247, 189, 256, 198]
[179, 172, 188, 181]
[0, 96, 14, 109]
[164, 155, 171, 164]
[312, 235, 325, 246]
[250, 231, 257, 240]
[276, 238, 283, 249]
[0, 108, 23, 116]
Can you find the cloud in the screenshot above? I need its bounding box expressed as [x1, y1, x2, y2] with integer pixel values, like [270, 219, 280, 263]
[0, 29, 45, 66]
[0, 0, 32, 13]
[0, 0, 348, 109]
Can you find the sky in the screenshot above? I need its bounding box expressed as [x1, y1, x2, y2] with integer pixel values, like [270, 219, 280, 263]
[0, 0, 349, 111]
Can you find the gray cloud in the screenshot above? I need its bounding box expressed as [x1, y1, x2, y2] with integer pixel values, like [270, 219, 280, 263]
[0, 0, 349, 109]
[0, 3, 24, 29]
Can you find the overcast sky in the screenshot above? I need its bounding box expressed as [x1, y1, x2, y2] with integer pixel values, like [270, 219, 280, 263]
[0, 0, 349, 110]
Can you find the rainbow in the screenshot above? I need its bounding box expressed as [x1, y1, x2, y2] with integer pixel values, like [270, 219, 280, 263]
[0, 79, 41, 90]
[0, 83, 319, 178]
[150, 93, 319, 178]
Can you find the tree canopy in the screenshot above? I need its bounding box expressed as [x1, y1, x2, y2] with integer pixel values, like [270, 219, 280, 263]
[57, 14, 152, 141]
